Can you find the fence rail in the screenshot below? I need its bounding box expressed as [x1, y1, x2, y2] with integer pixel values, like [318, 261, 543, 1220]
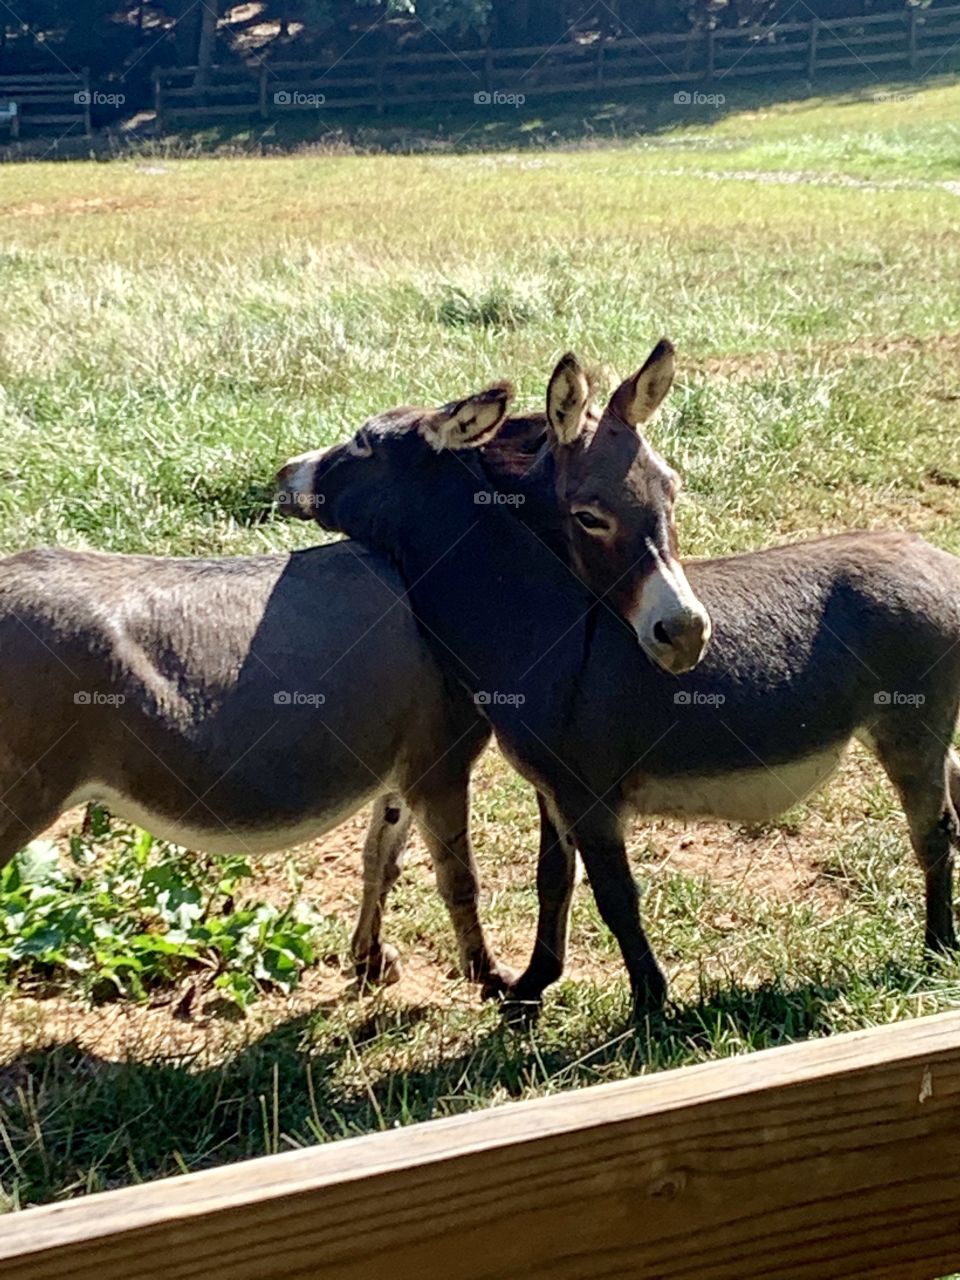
[153, 5, 960, 127]
[3, 1010, 960, 1279]
[0, 68, 91, 137]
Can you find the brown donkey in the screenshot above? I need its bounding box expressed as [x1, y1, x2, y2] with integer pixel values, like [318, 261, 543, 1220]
[0, 347, 702, 1005]
[281, 358, 960, 1014]
[284, 344, 712, 992]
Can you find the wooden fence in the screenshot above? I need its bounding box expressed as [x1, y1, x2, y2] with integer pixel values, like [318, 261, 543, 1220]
[154, 5, 960, 128]
[3, 1009, 960, 1278]
[0, 69, 91, 138]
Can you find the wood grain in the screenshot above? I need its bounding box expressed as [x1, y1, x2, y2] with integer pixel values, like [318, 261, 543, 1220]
[3, 1011, 960, 1279]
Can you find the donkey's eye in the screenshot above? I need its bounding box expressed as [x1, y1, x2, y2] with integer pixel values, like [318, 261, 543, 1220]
[573, 509, 611, 534]
[347, 434, 374, 458]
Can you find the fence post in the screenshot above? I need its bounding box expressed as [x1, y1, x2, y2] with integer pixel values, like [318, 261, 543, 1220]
[258, 61, 269, 117]
[152, 65, 163, 134]
[596, 39, 605, 87]
[483, 39, 494, 94]
[807, 17, 819, 80]
[375, 46, 386, 116]
[909, 6, 919, 73]
[704, 27, 715, 81]
[81, 66, 92, 135]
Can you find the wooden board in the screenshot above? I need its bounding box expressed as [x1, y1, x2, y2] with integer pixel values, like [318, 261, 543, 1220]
[3, 1011, 960, 1279]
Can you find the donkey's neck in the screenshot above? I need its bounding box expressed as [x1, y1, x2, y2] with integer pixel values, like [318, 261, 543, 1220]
[342, 452, 600, 701]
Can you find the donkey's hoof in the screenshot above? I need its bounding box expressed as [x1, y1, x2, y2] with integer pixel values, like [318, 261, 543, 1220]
[479, 964, 520, 1001]
[496, 975, 545, 1026]
[355, 943, 402, 988]
[630, 971, 668, 1018]
[500, 990, 543, 1028]
[925, 927, 959, 956]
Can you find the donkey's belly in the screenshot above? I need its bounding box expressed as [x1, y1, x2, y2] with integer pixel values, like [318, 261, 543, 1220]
[629, 745, 846, 824]
[67, 781, 375, 856]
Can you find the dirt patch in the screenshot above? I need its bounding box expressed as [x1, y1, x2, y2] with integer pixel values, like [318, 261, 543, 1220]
[1, 196, 191, 219]
[0, 742, 903, 1065]
[689, 330, 960, 382]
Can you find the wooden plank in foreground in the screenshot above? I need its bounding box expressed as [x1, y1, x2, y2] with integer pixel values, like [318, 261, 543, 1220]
[3, 1011, 960, 1280]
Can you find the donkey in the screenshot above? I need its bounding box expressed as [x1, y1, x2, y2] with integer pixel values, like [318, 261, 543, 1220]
[0, 348, 700, 1003]
[279, 362, 960, 1015]
[0, 543, 519, 992]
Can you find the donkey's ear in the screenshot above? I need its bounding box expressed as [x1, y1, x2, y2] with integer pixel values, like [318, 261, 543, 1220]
[546, 352, 592, 445]
[608, 338, 676, 428]
[420, 382, 514, 452]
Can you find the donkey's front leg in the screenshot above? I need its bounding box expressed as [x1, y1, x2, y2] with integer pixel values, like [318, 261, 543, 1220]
[409, 779, 516, 998]
[502, 794, 578, 1012]
[351, 792, 414, 986]
[573, 807, 667, 1015]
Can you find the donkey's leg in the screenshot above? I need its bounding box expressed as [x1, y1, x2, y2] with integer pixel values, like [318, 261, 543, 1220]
[872, 730, 960, 953]
[503, 795, 578, 1008]
[572, 805, 667, 1014]
[0, 735, 74, 868]
[351, 793, 414, 986]
[408, 779, 516, 999]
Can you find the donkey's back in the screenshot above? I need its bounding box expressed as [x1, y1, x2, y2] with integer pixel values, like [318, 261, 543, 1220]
[0, 543, 451, 860]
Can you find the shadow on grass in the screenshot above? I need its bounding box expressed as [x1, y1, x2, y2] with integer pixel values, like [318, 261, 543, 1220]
[5, 66, 958, 163]
[0, 958, 927, 1208]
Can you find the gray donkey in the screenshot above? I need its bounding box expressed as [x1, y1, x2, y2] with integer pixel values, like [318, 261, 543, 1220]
[0, 345, 702, 1000]
[279, 360, 960, 1015]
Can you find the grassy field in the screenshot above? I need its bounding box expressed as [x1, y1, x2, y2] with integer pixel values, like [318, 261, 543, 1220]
[1, 75, 959, 1214]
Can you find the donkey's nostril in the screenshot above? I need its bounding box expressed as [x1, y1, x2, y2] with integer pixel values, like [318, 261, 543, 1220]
[653, 621, 672, 646]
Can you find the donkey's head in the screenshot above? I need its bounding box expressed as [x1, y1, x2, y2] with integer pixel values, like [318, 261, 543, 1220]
[276, 384, 515, 539]
[536, 341, 710, 674]
[277, 353, 709, 676]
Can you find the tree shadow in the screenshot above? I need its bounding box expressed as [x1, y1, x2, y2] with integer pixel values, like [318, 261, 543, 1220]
[146, 67, 957, 157]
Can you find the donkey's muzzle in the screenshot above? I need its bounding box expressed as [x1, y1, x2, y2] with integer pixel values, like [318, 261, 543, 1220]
[276, 453, 324, 520]
[633, 556, 712, 675]
[647, 607, 711, 675]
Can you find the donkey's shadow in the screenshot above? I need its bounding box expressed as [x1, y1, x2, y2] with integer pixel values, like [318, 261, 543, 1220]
[0, 960, 930, 1207]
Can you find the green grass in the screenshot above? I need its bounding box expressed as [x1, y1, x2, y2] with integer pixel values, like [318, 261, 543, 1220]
[1, 75, 960, 1214]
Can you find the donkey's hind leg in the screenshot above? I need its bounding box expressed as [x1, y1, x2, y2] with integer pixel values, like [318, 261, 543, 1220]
[351, 793, 414, 986]
[408, 778, 516, 1000]
[871, 729, 960, 953]
[0, 742, 69, 871]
